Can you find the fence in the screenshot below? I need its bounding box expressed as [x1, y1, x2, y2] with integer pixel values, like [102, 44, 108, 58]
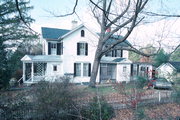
[0, 87, 179, 120]
[76, 89, 174, 109]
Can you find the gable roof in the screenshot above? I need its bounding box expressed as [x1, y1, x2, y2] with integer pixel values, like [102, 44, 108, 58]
[97, 34, 131, 47]
[59, 24, 84, 39]
[168, 61, 180, 72]
[41, 27, 70, 40]
[41, 24, 131, 47]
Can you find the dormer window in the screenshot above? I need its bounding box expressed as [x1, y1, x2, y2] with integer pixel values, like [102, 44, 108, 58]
[105, 50, 123, 57]
[77, 42, 88, 56]
[81, 30, 85, 37]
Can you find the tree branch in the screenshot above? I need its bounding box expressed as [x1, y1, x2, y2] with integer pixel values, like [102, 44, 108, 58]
[15, 0, 39, 35]
[100, 0, 148, 57]
[90, 4, 102, 26]
[105, 0, 113, 24]
[169, 44, 180, 56]
[143, 11, 180, 17]
[47, 0, 79, 17]
[106, 0, 131, 29]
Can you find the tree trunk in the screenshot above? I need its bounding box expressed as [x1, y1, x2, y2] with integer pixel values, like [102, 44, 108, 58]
[89, 54, 101, 88]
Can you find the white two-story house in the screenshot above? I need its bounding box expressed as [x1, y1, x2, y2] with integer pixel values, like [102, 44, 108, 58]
[21, 23, 132, 84]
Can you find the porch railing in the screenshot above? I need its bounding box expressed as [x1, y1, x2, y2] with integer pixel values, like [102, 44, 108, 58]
[17, 77, 23, 86]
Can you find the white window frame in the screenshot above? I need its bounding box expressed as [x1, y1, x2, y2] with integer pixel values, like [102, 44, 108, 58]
[51, 43, 57, 55]
[75, 62, 90, 77]
[83, 63, 89, 77]
[79, 43, 86, 55]
[75, 63, 81, 76]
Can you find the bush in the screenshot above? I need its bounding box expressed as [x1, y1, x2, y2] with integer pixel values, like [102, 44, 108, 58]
[135, 108, 146, 120]
[33, 76, 115, 120]
[172, 88, 180, 104]
[34, 76, 81, 120]
[136, 76, 147, 88]
[13, 69, 23, 81]
[81, 96, 115, 120]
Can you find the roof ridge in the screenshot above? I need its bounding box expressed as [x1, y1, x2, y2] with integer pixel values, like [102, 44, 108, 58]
[41, 27, 70, 31]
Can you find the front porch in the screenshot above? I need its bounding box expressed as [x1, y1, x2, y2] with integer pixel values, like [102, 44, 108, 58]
[100, 57, 132, 83]
[21, 55, 62, 84]
[22, 62, 47, 83]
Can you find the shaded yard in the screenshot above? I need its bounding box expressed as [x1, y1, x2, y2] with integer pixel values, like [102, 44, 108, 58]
[0, 84, 179, 120]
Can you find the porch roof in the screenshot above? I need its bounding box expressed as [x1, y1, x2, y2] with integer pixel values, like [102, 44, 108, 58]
[100, 57, 132, 63]
[21, 55, 62, 62]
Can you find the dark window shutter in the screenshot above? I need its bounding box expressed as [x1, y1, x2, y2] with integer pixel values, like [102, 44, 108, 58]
[115, 50, 117, 57]
[77, 43, 80, 55]
[88, 63, 91, 76]
[137, 64, 139, 75]
[48, 42, 51, 55]
[57, 43, 60, 55]
[61, 42, 63, 55]
[85, 43, 88, 56]
[121, 50, 123, 57]
[74, 63, 77, 76]
[111, 50, 115, 57]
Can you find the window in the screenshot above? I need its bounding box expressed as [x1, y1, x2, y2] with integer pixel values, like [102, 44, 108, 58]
[74, 63, 81, 76]
[74, 63, 91, 77]
[83, 63, 89, 76]
[51, 43, 57, 55]
[53, 65, 57, 71]
[48, 42, 63, 55]
[34, 63, 47, 76]
[123, 66, 127, 72]
[77, 42, 88, 55]
[105, 50, 123, 57]
[81, 30, 85, 37]
[140, 67, 145, 71]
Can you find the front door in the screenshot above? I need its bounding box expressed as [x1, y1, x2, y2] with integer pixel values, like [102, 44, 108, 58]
[25, 63, 31, 81]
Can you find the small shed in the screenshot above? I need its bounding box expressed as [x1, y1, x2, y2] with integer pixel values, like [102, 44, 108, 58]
[157, 61, 180, 82]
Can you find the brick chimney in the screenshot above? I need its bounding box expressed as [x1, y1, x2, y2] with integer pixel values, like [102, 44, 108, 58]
[106, 27, 111, 32]
[71, 20, 78, 29]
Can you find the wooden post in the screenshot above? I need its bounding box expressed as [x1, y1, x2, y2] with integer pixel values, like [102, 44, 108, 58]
[31, 62, 34, 82]
[159, 91, 161, 102]
[23, 62, 26, 81]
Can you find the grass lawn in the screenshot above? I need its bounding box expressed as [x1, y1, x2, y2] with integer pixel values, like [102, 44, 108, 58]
[81, 84, 117, 95]
[79, 82, 147, 95]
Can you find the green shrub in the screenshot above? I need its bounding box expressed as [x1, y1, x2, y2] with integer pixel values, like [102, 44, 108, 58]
[81, 96, 114, 120]
[136, 76, 147, 88]
[34, 77, 81, 120]
[135, 108, 146, 120]
[172, 88, 180, 104]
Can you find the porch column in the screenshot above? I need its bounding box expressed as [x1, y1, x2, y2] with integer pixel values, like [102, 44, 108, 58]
[31, 62, 34, 82]
[23, 62, 26, 81]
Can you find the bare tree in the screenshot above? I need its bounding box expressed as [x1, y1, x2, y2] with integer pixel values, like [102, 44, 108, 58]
[88, 0, 180, 87]
[88, 0, 149, 87]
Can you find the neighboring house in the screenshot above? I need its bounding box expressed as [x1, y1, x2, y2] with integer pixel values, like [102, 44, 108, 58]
[157, 61, 180, 82]
[131, 62, 156, 79]
[21, 23, 132, 84]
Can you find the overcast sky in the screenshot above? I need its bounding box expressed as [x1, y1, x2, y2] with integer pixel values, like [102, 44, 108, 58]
[29, 0, 180, 52]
